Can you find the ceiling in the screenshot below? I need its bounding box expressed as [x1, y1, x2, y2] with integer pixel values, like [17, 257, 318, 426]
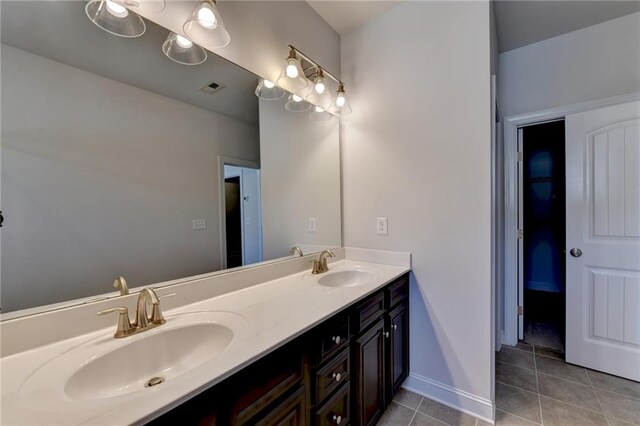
[0, 1, 259, 125]
[494, 0, 640, 53]
[306, 1, 403, 35]
[306, 0, 640, 54]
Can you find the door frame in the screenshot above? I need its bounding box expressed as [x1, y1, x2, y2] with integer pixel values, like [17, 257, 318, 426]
[502, 91, 640, 346]
[218, 155, 260, 270]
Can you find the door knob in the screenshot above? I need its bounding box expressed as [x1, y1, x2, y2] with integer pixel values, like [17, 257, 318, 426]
[570, 248, 582, 258]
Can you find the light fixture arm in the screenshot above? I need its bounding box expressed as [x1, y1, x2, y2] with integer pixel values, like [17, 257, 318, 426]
[287, 44, 344, 89]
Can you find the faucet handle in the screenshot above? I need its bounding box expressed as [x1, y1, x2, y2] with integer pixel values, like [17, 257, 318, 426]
[310, 260, 322, 275]
[150, 293, 175, 325]
[96, 307, 133, 338]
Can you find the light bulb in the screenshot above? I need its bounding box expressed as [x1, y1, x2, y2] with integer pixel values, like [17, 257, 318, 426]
[292, 95, 302, 102]
[176, 34, 193, 48]
[263, 80, 275, 88]
[105, 0, 129, 17]
[315, 106, 324, 113]
[197, 3, 217, 28]
[336, 94, 346, 107]
[314, 79, 326, 94]
[286, 60, 299, 79]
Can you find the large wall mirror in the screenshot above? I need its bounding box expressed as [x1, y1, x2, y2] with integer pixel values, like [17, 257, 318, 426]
[0, 1, 341, 314]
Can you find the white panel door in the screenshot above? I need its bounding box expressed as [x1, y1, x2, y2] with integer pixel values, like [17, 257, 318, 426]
[566, 101, 640, 381]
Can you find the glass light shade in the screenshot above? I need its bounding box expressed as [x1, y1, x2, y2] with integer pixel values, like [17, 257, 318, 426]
[305, 86, 333, 110]
[162, 33, 207, 65]
[309, 106, 333, 122]
[276, 57, 309, 92]
[328, 90, 353, 117]
[85, 0, 146, 38]
[183, 0, 230, 49]
[120, 0, 166, 13]
[255, 79, 285, 100]
[285, 94, 312, 112]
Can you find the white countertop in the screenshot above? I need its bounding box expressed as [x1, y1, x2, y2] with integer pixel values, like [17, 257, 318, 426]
[0, 259, 410, 425]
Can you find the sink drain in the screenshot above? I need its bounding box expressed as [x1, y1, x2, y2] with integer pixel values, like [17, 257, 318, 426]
[145, 376, 165, 388]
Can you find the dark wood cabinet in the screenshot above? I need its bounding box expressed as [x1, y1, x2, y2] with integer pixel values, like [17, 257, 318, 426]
[149, 273, 410, 426]
[353, 318, 386, 426]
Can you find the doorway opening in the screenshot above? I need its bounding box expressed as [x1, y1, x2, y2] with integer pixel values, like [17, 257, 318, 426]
[519, 120, 566, 352]
[222, 163, 263, 269]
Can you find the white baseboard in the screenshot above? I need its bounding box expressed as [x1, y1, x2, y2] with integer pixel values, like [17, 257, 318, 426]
[403, 373, 494, 425]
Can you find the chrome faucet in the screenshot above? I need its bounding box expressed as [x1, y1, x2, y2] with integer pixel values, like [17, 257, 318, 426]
[311, 249, 335, 275]
[97, 288, 174, 338]
[289, 246, 304, 257]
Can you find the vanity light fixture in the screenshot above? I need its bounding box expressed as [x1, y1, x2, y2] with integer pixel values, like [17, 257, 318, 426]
[276, 46, 309, 92]
[255, 78, 285, 100]
[85, 0, 146, 38]
[183, 0, 230, 48]
[285, 94, 312, 112]
[162, 32, 207, 65]
[117, 0, 166, 13]
[305, 67, 333, 109]
[309, 105, 333, 122]
[328, 82, 352, 117]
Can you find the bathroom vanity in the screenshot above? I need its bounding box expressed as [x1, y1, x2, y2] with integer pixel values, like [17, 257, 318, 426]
[150, 273, 409, 426]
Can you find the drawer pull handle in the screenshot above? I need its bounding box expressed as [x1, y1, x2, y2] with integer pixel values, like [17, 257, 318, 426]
[332, 336, 342, 345]
[332, 415, 343, 424]
[332, 372, 345, 382]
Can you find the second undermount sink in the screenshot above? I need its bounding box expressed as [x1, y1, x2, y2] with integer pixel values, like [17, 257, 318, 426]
[317, 269, 377, 288]
[20, 311, 247, 407]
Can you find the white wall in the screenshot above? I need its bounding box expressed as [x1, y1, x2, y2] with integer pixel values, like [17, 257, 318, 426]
[259, 98, 341, 261]
[499, 12, 640, 117]
[340, 1, 493, 420]
[1, 45, 259, 311]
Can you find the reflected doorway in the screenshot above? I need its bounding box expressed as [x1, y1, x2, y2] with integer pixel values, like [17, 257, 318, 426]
[222, 163, 263, 268]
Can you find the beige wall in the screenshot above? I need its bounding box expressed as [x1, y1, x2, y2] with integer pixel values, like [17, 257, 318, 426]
[340, 1, 493, 419]
[1, 45, 259, 311]
[259, 98, 341, 260]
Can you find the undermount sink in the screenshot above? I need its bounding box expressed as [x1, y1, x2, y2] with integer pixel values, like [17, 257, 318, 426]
[317, 269, 377, 288]
[20, 311, 247, 407]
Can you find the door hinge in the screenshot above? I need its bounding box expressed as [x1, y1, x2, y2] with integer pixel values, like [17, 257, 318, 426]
[517, 229, 523, 240]
[518, 305, 524, 316]
[517, 151, 523, 162]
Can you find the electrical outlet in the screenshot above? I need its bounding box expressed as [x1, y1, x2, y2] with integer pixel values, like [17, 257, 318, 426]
[192, 219, 207, 230]
[376, 217, 388, 235]
[308, 217, 316, 233]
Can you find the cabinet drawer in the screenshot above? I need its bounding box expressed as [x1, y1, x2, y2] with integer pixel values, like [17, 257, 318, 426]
[254, 386, 306, 426]
[315, 382, 350, 426]
[315, 348, 350, 405]
[386, 276, 408, 309]
[352, 291, 384, 334]
[318, 314, 350, 364]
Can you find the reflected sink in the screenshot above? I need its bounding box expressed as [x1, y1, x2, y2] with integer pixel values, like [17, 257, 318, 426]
[21, 311, 247, 406]
[317, 270, 376, 288]
[65, 323, 233, 400]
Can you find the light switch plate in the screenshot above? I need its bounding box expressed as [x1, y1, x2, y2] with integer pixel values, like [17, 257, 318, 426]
[376, 217, 388, 235]
[308, 217, 316, 233]
[193, 219, 207, 230]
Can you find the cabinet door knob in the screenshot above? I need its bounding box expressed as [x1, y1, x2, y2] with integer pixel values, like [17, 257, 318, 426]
[393, 324, 398, 331]
[384, 331, 390, 338]
[332, 372, 344, 382]
[332, 335, 341, 345]
[332, 415, 342, 424]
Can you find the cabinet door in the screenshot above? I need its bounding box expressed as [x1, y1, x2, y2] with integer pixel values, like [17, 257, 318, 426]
[254, 386, 306, 426]
[353, 318, 385, 426]
[386, 303, 409, 401]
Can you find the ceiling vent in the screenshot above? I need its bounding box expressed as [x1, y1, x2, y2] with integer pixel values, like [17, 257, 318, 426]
[200, 80, 225, 95]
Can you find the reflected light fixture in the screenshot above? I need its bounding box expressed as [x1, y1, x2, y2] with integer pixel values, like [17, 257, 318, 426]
[162, 32, 207, 65]
[85, 0, 146, 38]
[309, 105, 332, 122]
[328, 82, 352, 117]
[285, 94, 312, 112]
[255, 78, 285, 100]
[276, 46, 309, 92]
[183, 0, 231, 48]
[119, 0, 166, 13]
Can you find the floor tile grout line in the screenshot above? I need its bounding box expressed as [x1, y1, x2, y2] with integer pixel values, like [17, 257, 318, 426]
[496, 359, 537, 373]
[587, 369, 611, 426]
[496, 409, 543, 425]
[533, 349, 544, 426]
[406, 397, 422, 426]
[393, 399, 422, 412]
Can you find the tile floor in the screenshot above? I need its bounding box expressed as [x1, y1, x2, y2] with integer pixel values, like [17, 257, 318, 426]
[377, 342, 640, 426]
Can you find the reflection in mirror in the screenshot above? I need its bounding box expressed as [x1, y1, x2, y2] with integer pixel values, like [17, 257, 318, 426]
[0, 1, 341, 314]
